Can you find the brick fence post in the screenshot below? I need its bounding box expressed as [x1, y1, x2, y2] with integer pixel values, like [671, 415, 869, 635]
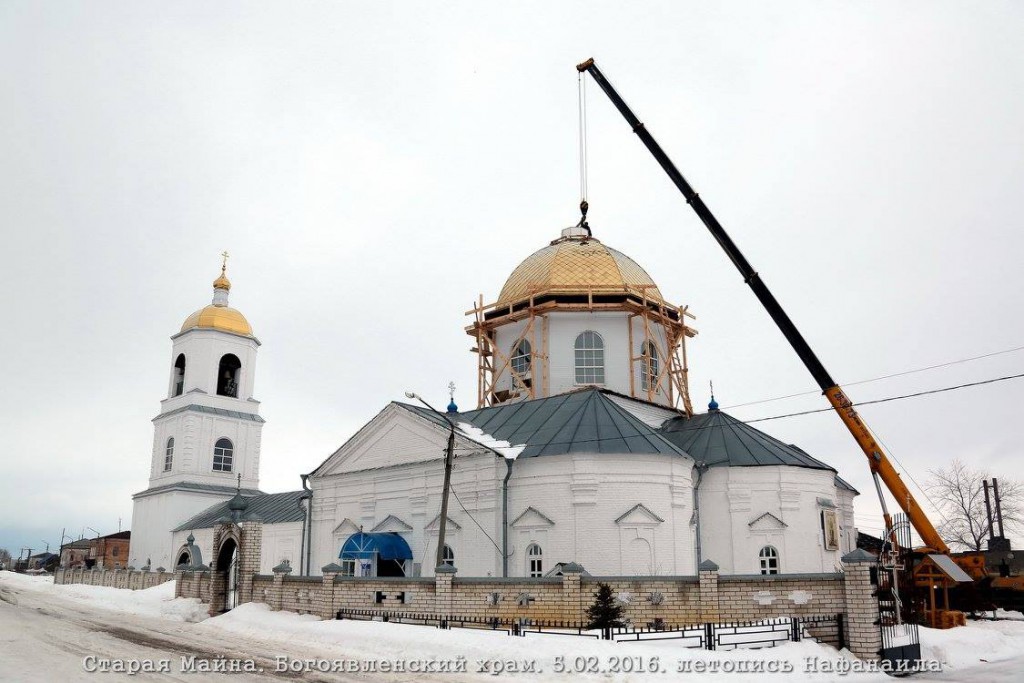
[320, 563, 342, 620]
[238, 520, 263, 606]
[698, 559, 720, 623]
[841, 549, 882, 661]
[561, 562, 585, 625]
[435, 564, 457, 619]
[270, 559, 293, 611]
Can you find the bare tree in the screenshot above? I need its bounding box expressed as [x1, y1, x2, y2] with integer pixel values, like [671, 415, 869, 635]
[926, 459, 1022, 551]
[0, 548, 11, 570]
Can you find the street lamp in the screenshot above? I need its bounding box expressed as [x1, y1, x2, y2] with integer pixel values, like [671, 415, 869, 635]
[405, 390, 457, 572]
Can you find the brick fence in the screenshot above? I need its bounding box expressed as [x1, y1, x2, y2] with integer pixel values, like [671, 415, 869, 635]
[173, 554, 880, 659]
[55, 518, 881, 661]
[53, 566, 174, 591]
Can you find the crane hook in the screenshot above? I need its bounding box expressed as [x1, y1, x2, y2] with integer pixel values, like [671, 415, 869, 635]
[577, 199, 591, 237]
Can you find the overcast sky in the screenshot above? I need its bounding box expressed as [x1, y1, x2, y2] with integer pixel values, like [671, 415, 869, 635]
[2, 2, 1022, 556]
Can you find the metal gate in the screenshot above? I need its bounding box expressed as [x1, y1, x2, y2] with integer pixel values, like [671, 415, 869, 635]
[877, 514, 921, 670]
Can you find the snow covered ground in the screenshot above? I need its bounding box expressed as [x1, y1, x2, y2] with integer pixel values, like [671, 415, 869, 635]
[4, 570, 1024, 682]
[0, 571, 209, 622]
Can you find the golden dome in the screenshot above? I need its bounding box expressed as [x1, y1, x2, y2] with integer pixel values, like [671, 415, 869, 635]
[213, 272, 231, 290]
[180, 305, 253, 336]
[179, 255, 252, 336]
[497, 230, 665, 306]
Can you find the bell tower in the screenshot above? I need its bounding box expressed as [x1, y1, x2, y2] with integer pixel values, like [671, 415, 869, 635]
[129, 255, 265, 569]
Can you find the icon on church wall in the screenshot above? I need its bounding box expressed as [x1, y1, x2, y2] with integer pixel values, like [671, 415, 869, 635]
[823, 510, 840, 550]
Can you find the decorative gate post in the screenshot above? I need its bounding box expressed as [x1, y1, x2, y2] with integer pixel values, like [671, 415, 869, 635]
[841, 549, 882, 661]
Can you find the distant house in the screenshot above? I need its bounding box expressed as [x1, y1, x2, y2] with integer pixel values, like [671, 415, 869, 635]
[59, 539, 94, 569]
[58, 531, 132, 570]
[25, 552, 59, 573]
[93, 531, 131, 569]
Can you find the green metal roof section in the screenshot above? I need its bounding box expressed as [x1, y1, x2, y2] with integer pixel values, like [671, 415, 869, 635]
[659, 410, 857, 492]
[430, 389, 688, 459]
[173, 490, 308, 531]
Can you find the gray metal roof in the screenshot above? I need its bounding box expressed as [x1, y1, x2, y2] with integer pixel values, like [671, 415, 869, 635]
[173, 490, 308, 531]
[660, 409, 858, 492]
[155, 404, 265, 423]
[133, 481, 262, 500]
[428, 389, 688, 459]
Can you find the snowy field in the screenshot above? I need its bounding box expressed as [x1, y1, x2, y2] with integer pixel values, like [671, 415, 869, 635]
[3, 571, 1024, 682]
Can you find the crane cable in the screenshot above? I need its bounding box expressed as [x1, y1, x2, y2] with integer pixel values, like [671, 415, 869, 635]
[578, 71, 589, 203]
[576, 72, 591, 234]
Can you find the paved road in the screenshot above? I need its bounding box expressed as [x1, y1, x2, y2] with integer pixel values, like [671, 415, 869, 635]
[0, 582, 431, 682]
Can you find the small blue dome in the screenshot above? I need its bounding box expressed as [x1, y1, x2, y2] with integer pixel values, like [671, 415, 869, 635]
[446, 399, 459, 414]
[708, 397, 719, 411]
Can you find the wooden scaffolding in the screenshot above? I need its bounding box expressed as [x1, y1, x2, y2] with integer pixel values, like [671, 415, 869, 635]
[466, 284, 697, 414]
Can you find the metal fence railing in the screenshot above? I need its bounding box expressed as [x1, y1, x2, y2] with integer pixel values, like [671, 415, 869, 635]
[334, 609, 843, 650]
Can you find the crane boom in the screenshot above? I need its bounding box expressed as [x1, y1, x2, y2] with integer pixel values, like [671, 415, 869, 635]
[577, 57, 948, 554]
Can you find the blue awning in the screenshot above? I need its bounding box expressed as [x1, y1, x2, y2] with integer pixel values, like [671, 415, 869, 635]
[339, 532, 413, 561]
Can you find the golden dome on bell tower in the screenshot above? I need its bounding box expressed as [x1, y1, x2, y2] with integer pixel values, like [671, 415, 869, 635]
[179, 253, 253, 337]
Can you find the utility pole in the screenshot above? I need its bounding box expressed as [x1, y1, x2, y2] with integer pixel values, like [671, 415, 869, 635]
[405, 385, 459, 572]
[984, 481, 995, 542]
[436, 427, 456, 569]
[993, 478, 1006, 538]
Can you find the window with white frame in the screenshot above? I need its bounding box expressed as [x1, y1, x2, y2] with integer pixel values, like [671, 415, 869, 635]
[527, 543, 543, 577]
[340, 559, 356, 577]
[574, 331, 605, 385]
[640, 341, 659, 391]
[164, 437, 174, 472]
[441, 544, 455, 567]
[759, 545, 779, 575]
[213, 438, 233, 472]
[510, 339, 532, 389]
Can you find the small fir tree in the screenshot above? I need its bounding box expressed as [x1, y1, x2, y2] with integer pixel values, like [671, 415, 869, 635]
[586, 582, 625, 629]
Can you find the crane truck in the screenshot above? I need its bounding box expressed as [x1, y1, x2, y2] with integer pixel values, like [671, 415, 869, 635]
[576, 58, 1020, 624]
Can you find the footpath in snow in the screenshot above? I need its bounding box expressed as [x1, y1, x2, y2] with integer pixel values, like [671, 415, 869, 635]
[4, 571, 1024, 681]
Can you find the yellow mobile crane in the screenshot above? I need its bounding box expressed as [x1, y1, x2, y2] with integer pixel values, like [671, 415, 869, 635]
[575, 57, 947, 555]
[575, 57, 1017, 626]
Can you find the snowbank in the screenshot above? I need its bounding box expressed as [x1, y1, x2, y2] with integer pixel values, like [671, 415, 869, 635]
[0, 570, 208, 623]
[995, 608, 1024, 620]
[201, 603, 889, 682]
[919, 618, 1024, 670]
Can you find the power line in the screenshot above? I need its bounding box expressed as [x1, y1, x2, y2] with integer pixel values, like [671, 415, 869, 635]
[449, 484, 504, 557]
[722, 344, 1024, 410]
[743, 371, 1024, 426]
[450, 370, 1024, 454]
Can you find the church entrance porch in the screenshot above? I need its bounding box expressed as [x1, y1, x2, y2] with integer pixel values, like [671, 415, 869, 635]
[339, 532, 413, 577]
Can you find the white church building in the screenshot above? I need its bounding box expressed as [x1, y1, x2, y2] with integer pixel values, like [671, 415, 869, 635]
[130, 228, 857, 578]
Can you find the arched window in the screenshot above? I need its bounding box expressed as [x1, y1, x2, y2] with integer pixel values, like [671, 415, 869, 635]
[574, 331, 605, 385]
[640, 341, 659, 391]
[213, 438, 233, 472]
[217, 354, 241, 398]
[510, 339, 532, 389]
[527, 543, 543, 577]
[164, 437, 174, 472]
[441, 544, 454, 568]
[759, 546, 779, 575]
[172, 354, 186, 397]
